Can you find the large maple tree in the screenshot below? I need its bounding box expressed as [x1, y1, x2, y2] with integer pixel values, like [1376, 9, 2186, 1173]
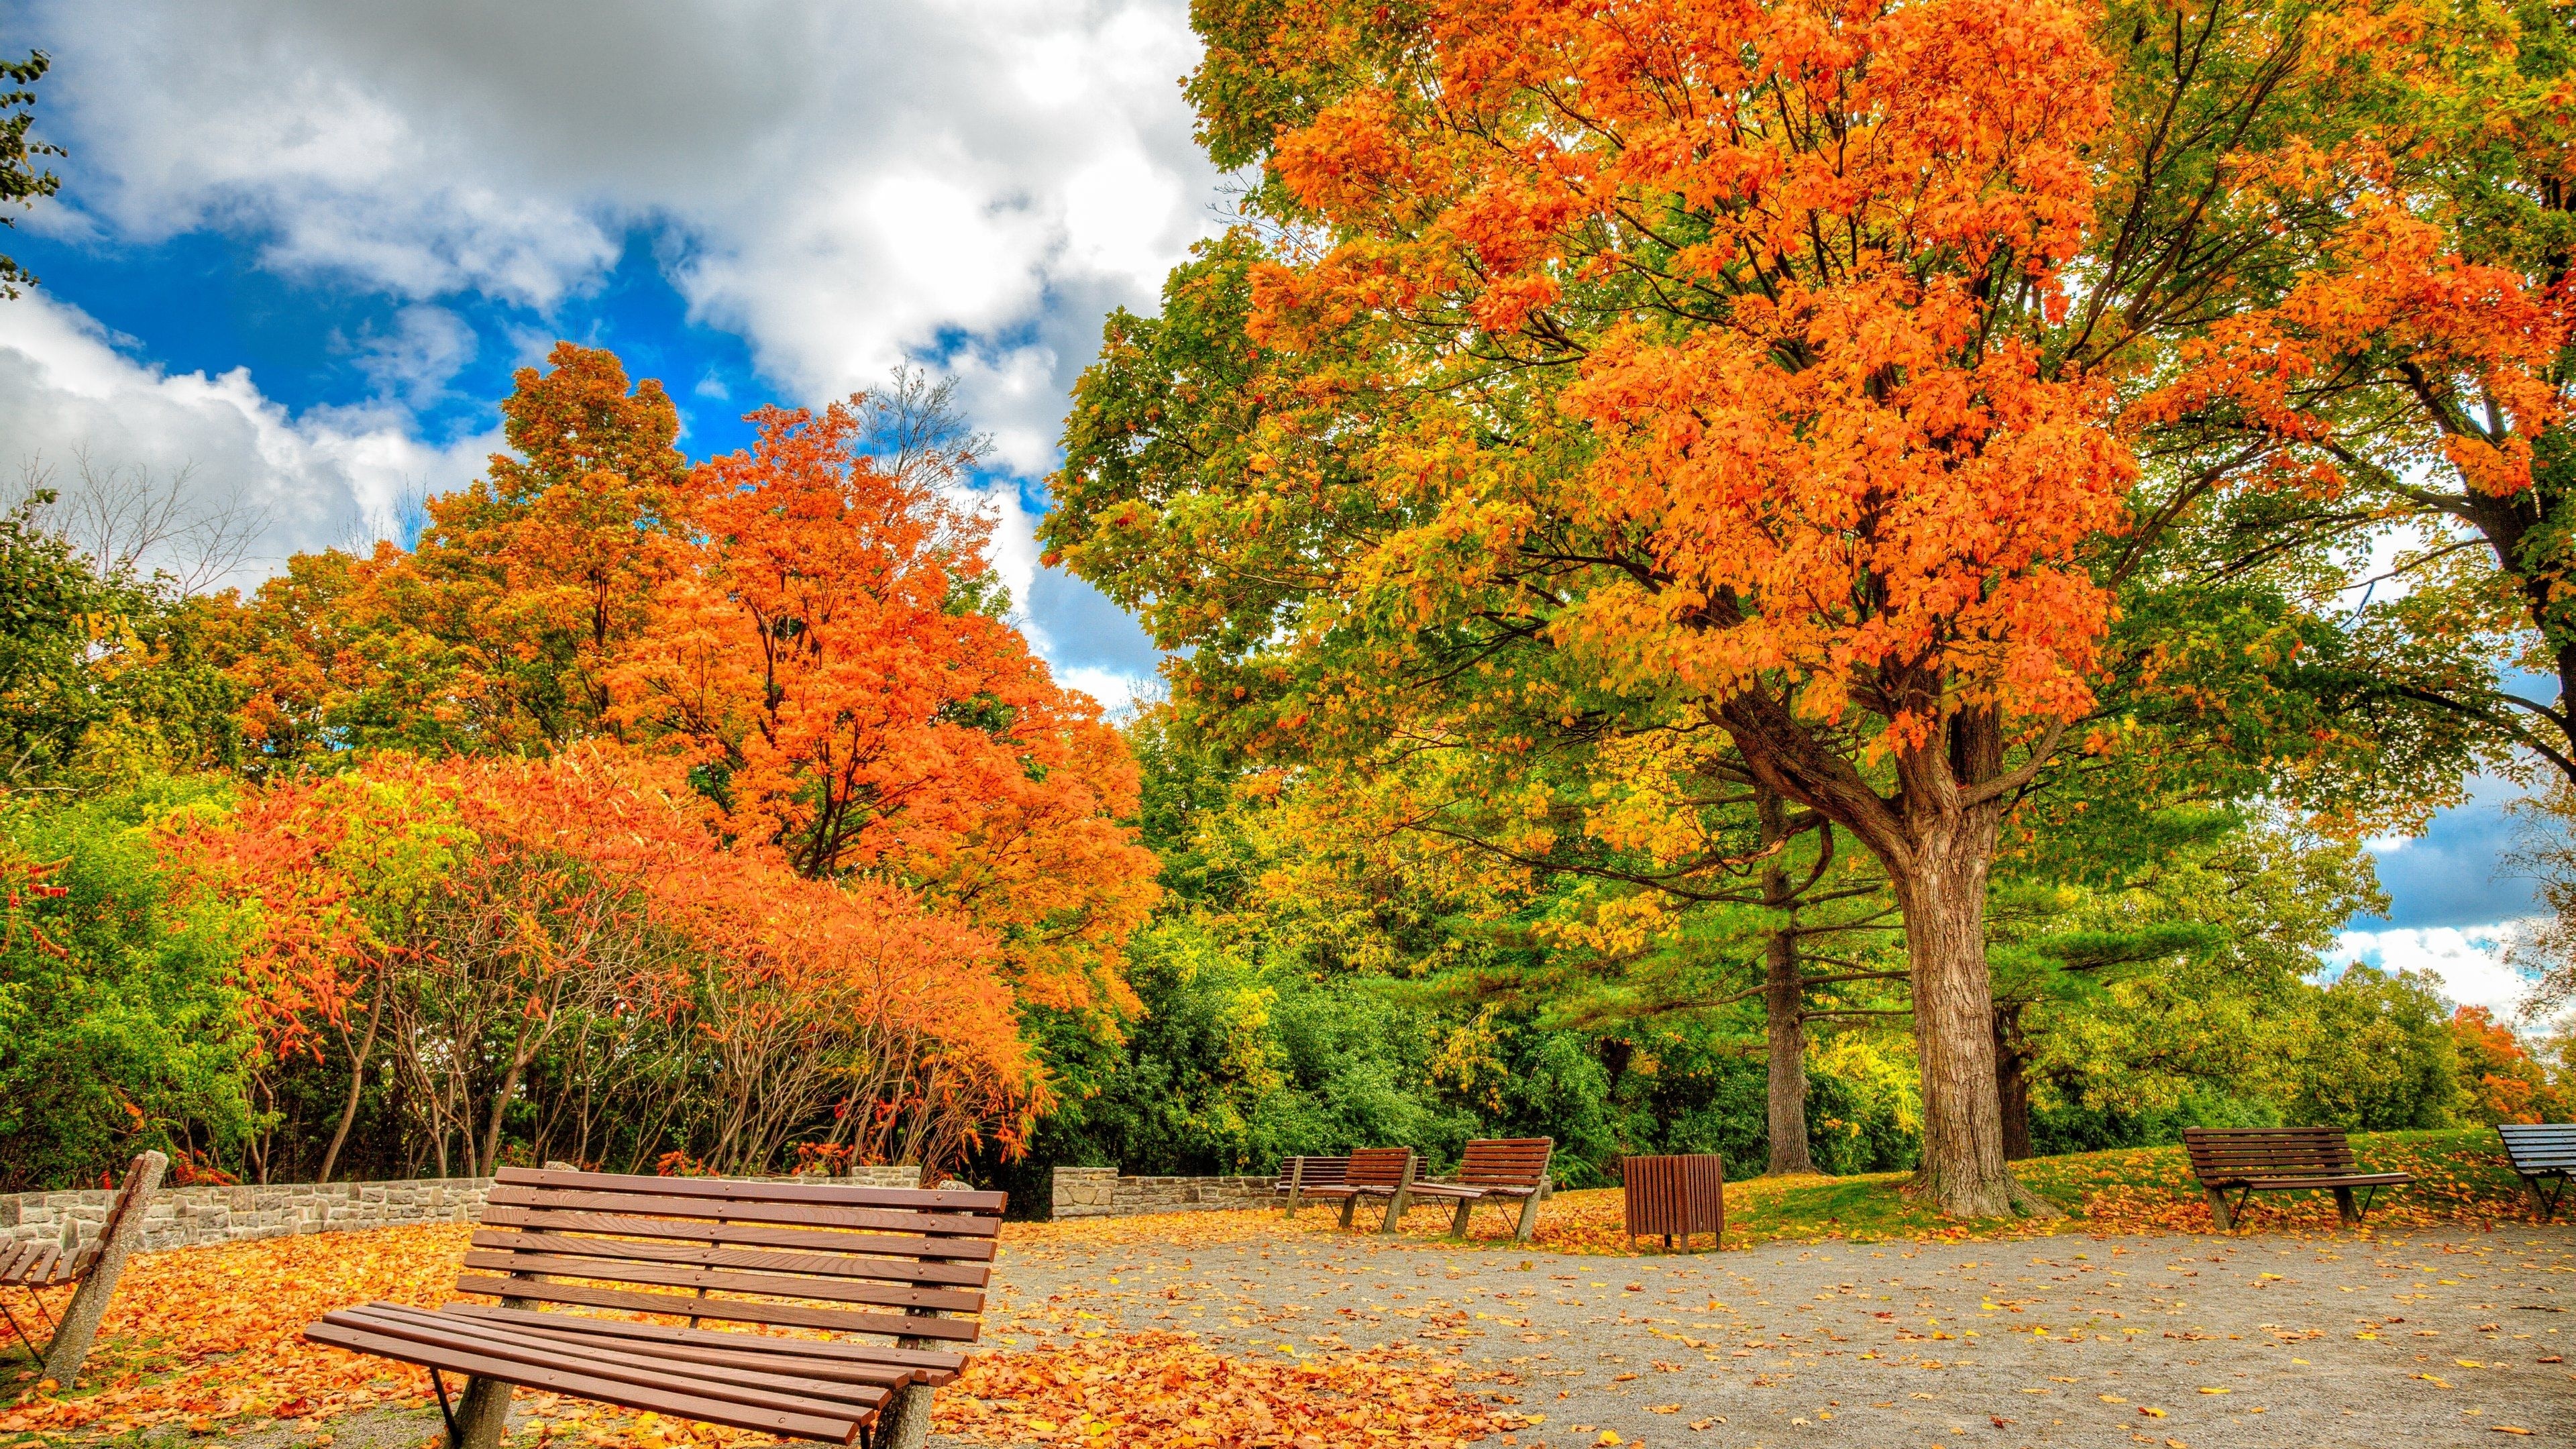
[1047, 0, 2459, 1213]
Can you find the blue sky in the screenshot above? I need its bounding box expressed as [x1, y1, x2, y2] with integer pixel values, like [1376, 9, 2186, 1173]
[0, 0, 1201, 702]
[0, 0, 2551, 1013]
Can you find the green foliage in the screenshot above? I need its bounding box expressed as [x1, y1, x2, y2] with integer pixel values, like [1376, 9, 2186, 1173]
[0, 780, 258, 1190]
[0, 496, 241, 787]
[2268, 964, 2466, 1131]
[0, 48, 60, 298]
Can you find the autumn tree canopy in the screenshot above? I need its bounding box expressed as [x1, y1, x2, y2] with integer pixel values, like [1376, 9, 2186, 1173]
[1046, 0, 2475, 1214]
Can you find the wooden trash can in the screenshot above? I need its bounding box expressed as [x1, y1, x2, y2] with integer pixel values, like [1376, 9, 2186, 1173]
[1622, 1153, 1725, 1252]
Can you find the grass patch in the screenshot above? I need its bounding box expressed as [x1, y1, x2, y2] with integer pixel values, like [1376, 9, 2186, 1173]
[1488, 1127, 2540, 1253]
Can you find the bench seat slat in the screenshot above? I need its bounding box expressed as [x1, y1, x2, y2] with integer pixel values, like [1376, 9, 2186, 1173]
[401, 1307, 919, 1390]
[444, 1304, 967, 1382]
[332, 1303, 893, 1413]
[478, 1206, 993, 1274]
[305, 1316, 862, 1444]
[452, 1273, 981, 1342]
[2195, 1172, 2413, 1189]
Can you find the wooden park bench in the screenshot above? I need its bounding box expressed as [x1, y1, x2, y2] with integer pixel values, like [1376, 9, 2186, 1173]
[1407, 1138, 1555, 1241]
[1, 1150, 164, 1387]
[1274, 1155, 1350, 1216]
[2498, 1122, 2576, 1221]
[1293, 1146, 1417, 1232]
[303, 1166, 1004, 1449]
[2183, 1126, 2412, 1230]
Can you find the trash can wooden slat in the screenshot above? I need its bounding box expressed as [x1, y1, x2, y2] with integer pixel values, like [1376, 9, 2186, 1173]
[1621, 1153, 1724, 1252]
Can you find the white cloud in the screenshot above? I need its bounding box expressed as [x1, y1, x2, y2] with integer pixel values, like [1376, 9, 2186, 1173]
[0, 292, 494, 585]
[349, 303, 478, 409]
[23, 0, 1223, 471]
[2323, 923, 2544, 1023]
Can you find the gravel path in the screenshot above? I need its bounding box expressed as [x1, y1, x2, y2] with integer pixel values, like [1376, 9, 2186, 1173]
[977, 1218, 2576, 1448]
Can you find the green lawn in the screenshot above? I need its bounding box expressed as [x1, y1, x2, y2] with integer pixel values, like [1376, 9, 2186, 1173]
[1513, 1128, 2542, 1252]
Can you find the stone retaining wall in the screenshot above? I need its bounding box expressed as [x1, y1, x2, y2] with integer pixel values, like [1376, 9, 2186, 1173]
[1051, 1166, 1274, 1218]
[0, 1164, 968, 1254]
[0, 1177, 494, 1254]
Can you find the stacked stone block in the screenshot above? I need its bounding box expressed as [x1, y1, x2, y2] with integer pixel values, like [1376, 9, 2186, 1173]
[0, 1177, 493, 1254]
[1050, 1167, 1273, 1218]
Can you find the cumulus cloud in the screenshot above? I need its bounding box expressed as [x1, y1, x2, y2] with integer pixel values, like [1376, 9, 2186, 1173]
[0, 292, 494, 585]
[2322, 923, 2544, 1023]
[22, 0, 1222, 471]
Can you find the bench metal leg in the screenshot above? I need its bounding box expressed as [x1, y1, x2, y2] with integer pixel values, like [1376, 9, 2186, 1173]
[1448, 1199, 1474, 1239]
[2332, 1186, 2358, 1228]
[2520, 1173, 2564, 1222]
[447, 1375, 511, 1449]
[2202, 1188, 2234, 1232]
[1514, 1191, 1543, 1242]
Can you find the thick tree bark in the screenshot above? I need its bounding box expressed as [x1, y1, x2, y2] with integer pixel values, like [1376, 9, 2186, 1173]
[1722, 694, 2059, 1220]
[1757, 786, 1815, 1176]
[1889, 816, 2018, 1216]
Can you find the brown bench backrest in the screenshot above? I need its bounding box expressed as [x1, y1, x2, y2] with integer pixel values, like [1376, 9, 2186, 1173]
[64, 1153, 157, 1281]
[1344, 1148, 1415, 1188]
[1277, 1155, 1351, 1189]
[2182, 1127, 2358, 1182]
[2499, 1122, 2576, 1173]
[1454, 1138, 1553, 1189]
[463, 1166, 1006, 1347]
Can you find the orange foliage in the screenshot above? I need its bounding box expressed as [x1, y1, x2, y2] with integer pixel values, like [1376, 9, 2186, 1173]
[619, 400, 1159, 1013]
[2448, 1005, 2569, 1126]
[195, 345, 1159, 1156]
[1251, 0, 2132, 753]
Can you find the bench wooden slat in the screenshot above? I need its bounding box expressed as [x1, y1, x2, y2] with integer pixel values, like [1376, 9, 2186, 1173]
[479, 1206, 994, 1274]
[408, 1306, 920, 1389]
[468, 1229, 986, 1297]
[334, 1303, 893, 1413]
[458, 1248, 984, 1313]
[3, 1242, 62, 1285]
[486, 1185, 998, 1246]
[445, 1303, 967, 1383]
[494, 1166, 1006, 1216]
[2196, 1173, 2412, 1189]
[1340, 1148, 1417, 1190]
[305, 1316, 862, 1444]
[452, 1273, 982, 1342]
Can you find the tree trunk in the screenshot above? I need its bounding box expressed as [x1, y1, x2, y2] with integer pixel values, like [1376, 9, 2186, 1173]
[1889, 810, 2034, 1218]
[480, 1054, 531, 1179]
[1994, 1005, 2034, 1162]
[318, 992, 383, 1185]
[1723, 696, 2058, 1221]
[1757, 786, 1814, 1176]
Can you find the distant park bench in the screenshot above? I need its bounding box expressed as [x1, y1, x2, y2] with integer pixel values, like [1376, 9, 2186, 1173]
[303, 1166, 1004, 1449]
[1293, 1146, 1417, 1232]
[1274, 1155, 1350, 1216]
[2498, 1122, 2576, 1221]
[1407, 1138, 1555, 1240]
[0, 1150, 165, 1387]
[2183, 1126, 2412, 1230]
